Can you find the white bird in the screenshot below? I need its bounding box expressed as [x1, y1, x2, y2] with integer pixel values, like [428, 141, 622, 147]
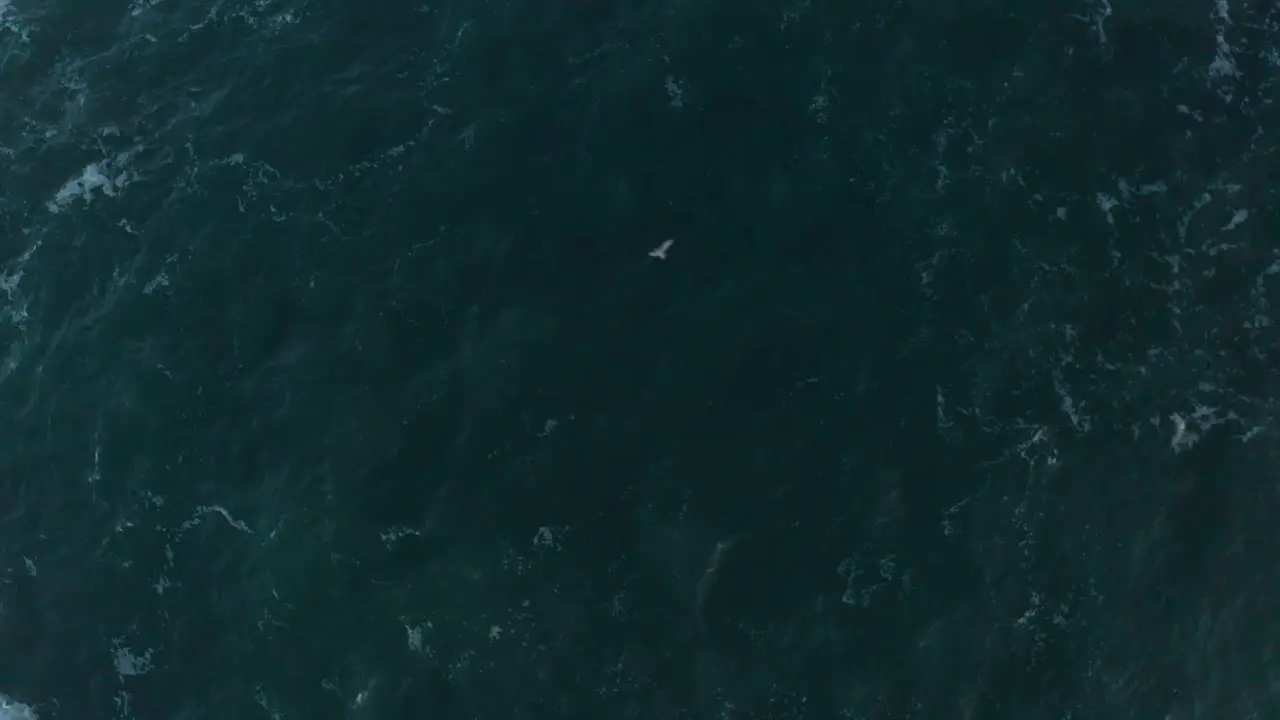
[648, 238, 674, 260]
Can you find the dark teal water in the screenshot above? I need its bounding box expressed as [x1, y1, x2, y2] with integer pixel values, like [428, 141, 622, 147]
[2, 0, 1280, 718]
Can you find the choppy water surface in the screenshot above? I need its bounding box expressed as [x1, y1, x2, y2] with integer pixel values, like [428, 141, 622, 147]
[2, 0, 1280, 718]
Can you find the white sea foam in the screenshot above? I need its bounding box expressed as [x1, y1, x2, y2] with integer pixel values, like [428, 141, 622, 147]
[0, 693, 37, 720]
[46, 151, 138, 213]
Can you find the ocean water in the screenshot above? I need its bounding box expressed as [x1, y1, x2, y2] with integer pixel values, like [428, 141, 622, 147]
[2, 0, 1280, 718]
